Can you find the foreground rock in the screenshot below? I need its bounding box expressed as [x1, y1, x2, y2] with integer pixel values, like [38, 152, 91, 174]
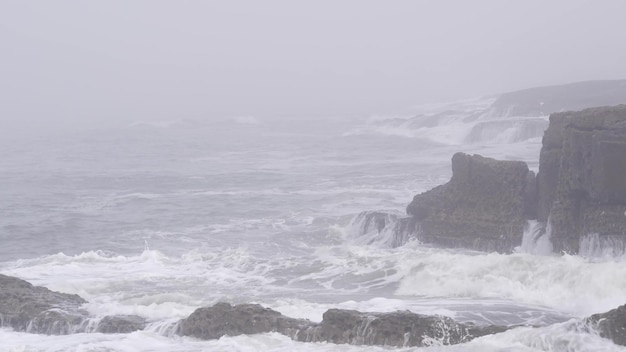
[586, 304, 626, 346]
[0, 274, 88, 334]
[94, 315, 147, 334]
[178, 302, 509, 347]
[177, 303, 309, 340]
[405, 153, 534, 252]
[0, 274, 146, 334]
[536, 105, 626, 254]
[295, 308, 508, 347]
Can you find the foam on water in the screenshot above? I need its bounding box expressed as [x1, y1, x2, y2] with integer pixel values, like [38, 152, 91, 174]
[579, 233, 626, 258]
[3, 322, 621, 352]
[516, 220, 553, 256]
[395, 247, 626, 317]
[344, 98, 549, 147]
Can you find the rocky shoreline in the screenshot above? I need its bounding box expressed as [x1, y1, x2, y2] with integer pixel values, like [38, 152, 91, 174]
[0, 273, 625, 347]
[398, 105, 626, 255]
[2, 103, 626, 347]
[0, 274, 146, 335]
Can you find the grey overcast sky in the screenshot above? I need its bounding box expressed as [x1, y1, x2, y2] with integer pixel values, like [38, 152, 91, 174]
[1, 0, 626, 122]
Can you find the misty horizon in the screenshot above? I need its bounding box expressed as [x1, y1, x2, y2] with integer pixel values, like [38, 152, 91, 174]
[2, 0, 626, 125]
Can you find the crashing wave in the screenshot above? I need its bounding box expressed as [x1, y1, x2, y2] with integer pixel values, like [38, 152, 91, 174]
[348, 211, 416, 248]
[345, 97, 549, 145]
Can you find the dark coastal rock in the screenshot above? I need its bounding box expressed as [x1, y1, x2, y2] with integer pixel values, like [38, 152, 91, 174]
[178, 303, 509, 347]
[0, 274, 87, 334]
[95, 315, 147, 333]
[0, 274, 147, 335]
[536, 105, 626, 253]
[177, 302, 309, 340]
[586, 304, 626, 346]
[295, 308, 508, 347]
[406, 152, 533, 252]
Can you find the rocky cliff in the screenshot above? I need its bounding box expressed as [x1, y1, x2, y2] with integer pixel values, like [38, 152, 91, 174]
[536, 105, 626, 253]
[405, 152, 534, 252]
[403, 105, 626, 255]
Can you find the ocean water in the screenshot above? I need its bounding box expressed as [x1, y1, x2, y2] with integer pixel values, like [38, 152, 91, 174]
[1, 106, 625, 351]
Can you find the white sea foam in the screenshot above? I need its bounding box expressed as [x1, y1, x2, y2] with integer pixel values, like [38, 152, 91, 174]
[395, 248, 626, 317]
[344, 97, 549, 147]
[516, 220, 553, 256]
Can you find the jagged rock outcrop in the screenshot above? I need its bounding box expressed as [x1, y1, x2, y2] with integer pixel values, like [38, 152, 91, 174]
[536, 105, 626, 253]
[406, 152, 534, 252]
[0, 274, 88, 334]
[399, 105, 626, 255]
[586, 304, 626, 346]
[0, 274, 146, 335]
[177, 302, 509, 347]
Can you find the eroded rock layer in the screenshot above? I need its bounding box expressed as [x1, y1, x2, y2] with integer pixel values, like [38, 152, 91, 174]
[406, 152, 533, 252]
[536, 105, 626, 253]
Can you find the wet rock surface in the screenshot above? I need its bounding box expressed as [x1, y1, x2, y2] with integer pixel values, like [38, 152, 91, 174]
[95, 315, 147, 334]
[400, 105, 626, 255]
[178, 303, 510, 347]
[536, 105, 626, 253]
[0, 274, 88, 334]
[177, 302, 309, 340]
[406, 152, 533, 252]
[295, 308, 509, 347]
[587, 304, 626, 346]
[0, 274, 146, 335]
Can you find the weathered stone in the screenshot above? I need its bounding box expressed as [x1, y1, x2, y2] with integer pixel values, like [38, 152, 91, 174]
[177, 303, 309, 340]
[96, 315, 147, 334]
[536, 105, 626, 253]
[296, 308, 508, 347]
[586, 304, 626, 346]
[0, 274, 87, 335]
[177, 303, 510, 347]
[0, 274, 148, 335]
[406, 152, 532, 252]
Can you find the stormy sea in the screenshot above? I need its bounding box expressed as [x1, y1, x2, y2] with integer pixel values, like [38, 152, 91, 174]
[1, 98, 625, 351]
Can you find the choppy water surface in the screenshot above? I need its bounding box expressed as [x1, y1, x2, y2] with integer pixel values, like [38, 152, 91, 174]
[1, 111, 625, 351]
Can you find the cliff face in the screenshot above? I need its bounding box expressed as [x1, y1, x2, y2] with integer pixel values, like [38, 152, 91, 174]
[536, 105, 626, 253]
[406, 153, 534, 252]
[405, 105, 626, 255]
